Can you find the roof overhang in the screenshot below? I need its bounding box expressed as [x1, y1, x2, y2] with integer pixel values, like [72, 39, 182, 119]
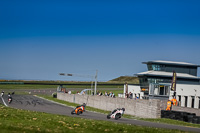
[142, 60, 200, 67]
[135, 71, 200, 80]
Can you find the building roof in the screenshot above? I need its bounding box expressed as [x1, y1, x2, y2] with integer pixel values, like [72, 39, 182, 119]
[136, 71, 200, 79]
[142, 60, 200, 67]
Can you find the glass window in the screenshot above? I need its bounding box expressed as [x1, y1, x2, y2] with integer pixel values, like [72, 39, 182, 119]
[165, 86, 169, 95]
[147, 64, 153, 71]
[152, 64, 161, 71]
[199, 97, 200, 109]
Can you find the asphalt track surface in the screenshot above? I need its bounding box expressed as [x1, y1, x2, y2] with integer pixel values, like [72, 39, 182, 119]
[1, 94, 200, 132]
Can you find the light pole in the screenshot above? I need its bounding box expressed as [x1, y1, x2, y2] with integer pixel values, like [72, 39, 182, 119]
[94, 70, 98, 95]
[59, 70, 98, 95]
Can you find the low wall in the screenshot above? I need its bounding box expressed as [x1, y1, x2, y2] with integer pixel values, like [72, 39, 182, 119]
[172, 106, 200, 116]
[57, 92, 161, 118]
[160, 100, 200, 116]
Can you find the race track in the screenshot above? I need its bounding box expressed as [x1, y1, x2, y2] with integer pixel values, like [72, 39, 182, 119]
[1, 94, 200, 132]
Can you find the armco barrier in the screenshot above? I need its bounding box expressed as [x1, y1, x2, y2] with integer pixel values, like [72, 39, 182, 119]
[57, 92, 161, 118]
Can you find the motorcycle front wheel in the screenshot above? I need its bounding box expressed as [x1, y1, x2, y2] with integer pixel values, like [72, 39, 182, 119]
[107, 115, 111, 119]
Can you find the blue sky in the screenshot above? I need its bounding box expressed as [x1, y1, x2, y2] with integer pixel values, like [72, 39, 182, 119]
[0, 0, 200, 81]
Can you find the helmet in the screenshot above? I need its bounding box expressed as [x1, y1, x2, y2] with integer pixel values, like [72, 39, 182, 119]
[82, 103, 86, 107]
[122, 108, 125, 111]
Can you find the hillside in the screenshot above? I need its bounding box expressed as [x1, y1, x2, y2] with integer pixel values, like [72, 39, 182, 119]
[108, 76, 139, 84]
[0, 76, 140, 85]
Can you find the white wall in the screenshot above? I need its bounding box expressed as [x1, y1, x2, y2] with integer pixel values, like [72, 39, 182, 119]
[176, 84, 200, 97]
[124, 84, 143, 99]
[124, 83, 200, 108]
[175, 84, 200, 109]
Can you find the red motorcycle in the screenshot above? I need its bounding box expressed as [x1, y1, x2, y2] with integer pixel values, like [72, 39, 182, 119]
[71, 103, 86, 115]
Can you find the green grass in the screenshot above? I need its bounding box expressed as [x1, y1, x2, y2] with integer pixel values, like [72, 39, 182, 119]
[39, 95, 200, 129]
[0, 104, 187, 133]
[108, 76, 139, 84]
[0, 84, 123, 90]
[140, 118, 200, 129]
[0, 84, 58, 90]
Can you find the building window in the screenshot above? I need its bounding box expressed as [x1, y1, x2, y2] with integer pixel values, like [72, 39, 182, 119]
[147, 64, 164, 71]
[165, 86, 169, 96]
[185, 96, 188, 107]
[149, 84, 170, 96]
[199, 97, 200, 109]
[152, 65, 161, 71]
[178, 95, 181, 106]
[147, 64, 153, 71]
[191, 96, 195, 108]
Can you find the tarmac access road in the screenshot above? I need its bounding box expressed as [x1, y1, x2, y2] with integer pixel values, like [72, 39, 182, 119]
[1, 94, 200, 133]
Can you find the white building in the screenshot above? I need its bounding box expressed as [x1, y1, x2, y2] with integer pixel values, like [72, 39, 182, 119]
[124, 60, 200, 109]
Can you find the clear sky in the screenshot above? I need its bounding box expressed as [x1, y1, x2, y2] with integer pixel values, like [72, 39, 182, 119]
[0, 0, 200, 81]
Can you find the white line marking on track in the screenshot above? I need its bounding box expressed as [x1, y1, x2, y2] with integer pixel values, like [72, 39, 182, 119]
[1, 96, 8, 107]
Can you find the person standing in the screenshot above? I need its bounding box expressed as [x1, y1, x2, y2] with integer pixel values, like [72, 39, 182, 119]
[166, 100, 172, 111]
[171, 96, 177, 106]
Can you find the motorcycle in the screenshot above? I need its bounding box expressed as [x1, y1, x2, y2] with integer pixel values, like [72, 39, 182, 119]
[107, 108, 125, 120]
[1, 91, 4, 97]
[8, 97, 12, 104]
[71, 103, 86, 115]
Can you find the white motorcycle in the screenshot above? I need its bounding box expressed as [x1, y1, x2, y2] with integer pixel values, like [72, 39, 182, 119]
[1, 91, 4, 97]
[107, 108, 125, 120]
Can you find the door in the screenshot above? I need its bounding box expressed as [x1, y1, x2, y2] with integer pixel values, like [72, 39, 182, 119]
[159, 85, 164, 95]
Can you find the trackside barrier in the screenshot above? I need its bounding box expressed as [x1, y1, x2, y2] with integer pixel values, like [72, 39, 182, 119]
[172, 105, 200, 116]
[161, 110, 200, 124]
[57, 92, 161, 118]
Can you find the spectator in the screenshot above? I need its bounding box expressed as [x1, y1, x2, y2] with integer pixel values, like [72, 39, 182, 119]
[105, 91, 108, 96]
[125, 92, 128, 98]
[109, 92, 112, 97]
[112, 92, 115, 98]
[129, 92, 133, 99]
[68, 90, 71, 95]
[99, 92, 102, 96]
[135, 94, 137, 99]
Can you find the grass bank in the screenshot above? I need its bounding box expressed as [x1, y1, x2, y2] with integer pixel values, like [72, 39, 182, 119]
[0, 84, 123, 90]
[0, 104, 186, 133]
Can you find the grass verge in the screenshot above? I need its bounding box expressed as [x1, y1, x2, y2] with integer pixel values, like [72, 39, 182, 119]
[0, 104, 187, 133]
[0, 84, 123, 90]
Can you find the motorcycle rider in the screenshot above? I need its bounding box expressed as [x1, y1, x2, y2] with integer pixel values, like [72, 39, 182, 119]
[8, 93, 12, 104]
[1, 91, 4, 97]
